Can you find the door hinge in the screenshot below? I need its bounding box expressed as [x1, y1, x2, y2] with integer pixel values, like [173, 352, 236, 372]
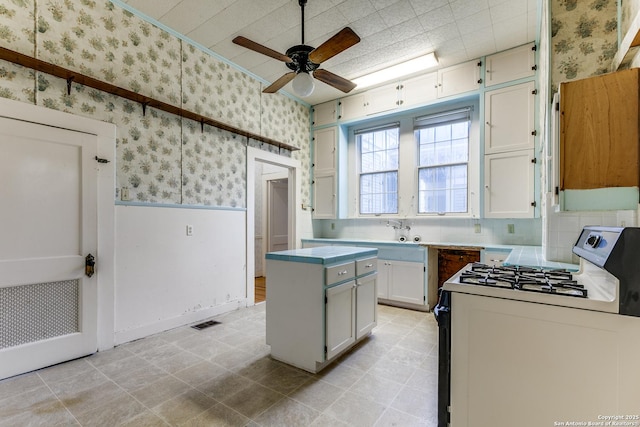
[95, 156, 110, 164]
[477, 60, 482, 67]
[555, 186, 559, 195]
[555, 102, 560, 111]
[532, 64, 538, 71]
[325, 296, 327, 304]
[531, 157, 537, 164]
[324, 345, 327, 354]
[531, 130, 537, 136]
[531, 89, 538, 95]
[532, 45, 537, 51]
[531, 201, 537, 207]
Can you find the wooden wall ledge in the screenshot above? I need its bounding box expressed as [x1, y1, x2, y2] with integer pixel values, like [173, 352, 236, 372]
[0, 46, 299, 152]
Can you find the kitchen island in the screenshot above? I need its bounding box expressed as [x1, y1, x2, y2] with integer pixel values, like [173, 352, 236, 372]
[265, 246, 378, 373]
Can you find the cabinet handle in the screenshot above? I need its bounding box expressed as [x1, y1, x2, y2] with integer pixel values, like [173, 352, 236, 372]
[338, 270, 348, 275]
[365, 263, 373, 268]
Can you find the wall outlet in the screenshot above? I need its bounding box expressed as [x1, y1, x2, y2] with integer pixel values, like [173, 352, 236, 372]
[474, 223, 481, 233]
[186, 225, 193, 236]
[507, 224, 515, 234]
[121, 187, 130, 201]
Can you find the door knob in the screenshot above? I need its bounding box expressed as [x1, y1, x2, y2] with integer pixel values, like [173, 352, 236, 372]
[85, 254, 95, 277]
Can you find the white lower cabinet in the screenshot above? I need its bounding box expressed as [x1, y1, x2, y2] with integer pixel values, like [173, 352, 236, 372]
[378, 259, 425, 307]
[355, 273, 377, 338]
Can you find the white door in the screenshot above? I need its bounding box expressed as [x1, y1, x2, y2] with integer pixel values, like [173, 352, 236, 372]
[0, 117, 98, 380]
[267, 179, 288, 252]
[484, 149, 535, 218]
[355, 273, 377, 339]
[388, 260, 425, 305]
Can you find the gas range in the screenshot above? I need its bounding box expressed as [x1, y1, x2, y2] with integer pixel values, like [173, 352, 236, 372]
[443, 226, 640, 315]
[459, 263, 587, 298]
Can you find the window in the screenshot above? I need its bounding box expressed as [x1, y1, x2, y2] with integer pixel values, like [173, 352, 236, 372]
[416, 108, 472, 214]
[357, 124, 399, 214]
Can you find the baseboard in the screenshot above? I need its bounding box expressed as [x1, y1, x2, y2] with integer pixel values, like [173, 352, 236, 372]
[113, 299, 245, 346]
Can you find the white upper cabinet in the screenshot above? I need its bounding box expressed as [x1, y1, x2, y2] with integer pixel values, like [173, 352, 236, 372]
[484, 81, 536, 154]
[484, 149, 535, 218]
[400, 72, 438, 108]
[312, 173, 336, 219]
[438, 60, 481, 98]
[340, 84, 398, 121]
[312, 101, 338, 127]
[313, 127, 337, 173]
[485, 42, 536, 87]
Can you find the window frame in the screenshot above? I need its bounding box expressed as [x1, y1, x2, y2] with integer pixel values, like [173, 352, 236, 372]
[355, 122, 400, 215]
[415, 107, 473, 215]
[346, 98, 480, 219]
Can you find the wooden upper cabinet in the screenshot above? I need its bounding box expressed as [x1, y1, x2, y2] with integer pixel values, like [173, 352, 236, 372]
[559, 68, 640, 190]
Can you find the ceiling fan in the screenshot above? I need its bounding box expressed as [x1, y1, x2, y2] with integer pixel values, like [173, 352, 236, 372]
[232, 0, 361, 97]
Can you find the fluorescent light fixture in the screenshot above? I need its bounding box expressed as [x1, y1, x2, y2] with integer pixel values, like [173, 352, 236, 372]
[352, 52, 438, 90]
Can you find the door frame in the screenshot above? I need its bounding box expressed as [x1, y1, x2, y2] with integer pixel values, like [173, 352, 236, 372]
[0, 98, 116, 352]
[265, 174, 289, 254]
[246, 147, 300, 305]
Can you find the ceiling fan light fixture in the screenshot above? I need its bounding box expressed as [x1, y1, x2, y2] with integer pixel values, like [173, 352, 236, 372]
[292, 71, 315, 97]
[353, 52, 438, 90]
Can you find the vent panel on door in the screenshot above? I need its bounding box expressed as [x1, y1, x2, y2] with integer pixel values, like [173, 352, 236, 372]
[0, 280, 79, 349]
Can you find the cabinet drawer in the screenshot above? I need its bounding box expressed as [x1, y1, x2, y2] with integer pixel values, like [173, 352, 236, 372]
[326, 261, 355, 285]
[356, 257, 377, 276]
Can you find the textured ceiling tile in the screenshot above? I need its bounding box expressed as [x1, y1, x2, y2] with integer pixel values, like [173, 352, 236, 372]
[409, 0, 450, 15]
[388, 18, 427, 43]
[426, 24, 462, 46]
[371, 0, 405, 11]
[305, 7, 350, 42]
[418, 5, 455, 32]
[337, 0, 377, 22]
[126, 0, 180, 19]
[379, 0, 417, 27]
[449, 0, 489, 20]
[349, 12, 387, 38]
[490, 0, 528, 23]
[160, 0, 235, 35]
[456, 10, 492, 35]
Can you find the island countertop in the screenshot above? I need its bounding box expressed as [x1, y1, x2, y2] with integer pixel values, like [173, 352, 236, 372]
[265, 246, 377, 265]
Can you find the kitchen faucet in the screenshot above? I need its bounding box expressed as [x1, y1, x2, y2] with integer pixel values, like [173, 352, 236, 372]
[386, 219, 411, 231]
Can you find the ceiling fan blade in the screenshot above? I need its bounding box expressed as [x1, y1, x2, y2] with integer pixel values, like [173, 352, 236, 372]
[308, 27, 361, 64]
[313, 69, 357, 93]
[232, 36, 292, 63]
[263, 72, 296, 93]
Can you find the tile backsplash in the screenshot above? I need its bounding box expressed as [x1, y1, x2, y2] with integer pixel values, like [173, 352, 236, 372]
[315, 217, 543, 246]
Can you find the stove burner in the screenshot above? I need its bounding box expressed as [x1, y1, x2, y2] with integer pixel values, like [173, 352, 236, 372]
[460, 263, 587, 298]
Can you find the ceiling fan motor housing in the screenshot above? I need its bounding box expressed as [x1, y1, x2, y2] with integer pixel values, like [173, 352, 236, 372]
[285, 45, 319, 73]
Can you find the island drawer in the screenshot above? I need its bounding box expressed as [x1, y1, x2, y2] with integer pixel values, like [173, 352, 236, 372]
[326, 261, 355, 285]
[356, 257, 377, 276]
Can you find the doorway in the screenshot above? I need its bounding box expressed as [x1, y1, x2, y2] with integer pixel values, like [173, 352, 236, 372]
[246, 147, 300, 305]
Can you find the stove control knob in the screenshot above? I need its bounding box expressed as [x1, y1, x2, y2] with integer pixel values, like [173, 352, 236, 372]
[586, 234, 602, 248]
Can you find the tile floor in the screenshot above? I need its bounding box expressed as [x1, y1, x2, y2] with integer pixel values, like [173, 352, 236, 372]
[0, 303, 438, 426]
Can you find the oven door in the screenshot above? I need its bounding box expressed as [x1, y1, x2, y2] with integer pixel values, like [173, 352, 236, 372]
[433, 289, 451, 427]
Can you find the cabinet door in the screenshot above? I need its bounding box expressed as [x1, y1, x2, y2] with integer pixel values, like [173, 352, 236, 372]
[438, 60, 481, 98]
[313, 127, 337, 173]
[313, 173, 336, 219]
[366, 84, 399, 116]
[339, 93, 367, 121]
[356, 273, 377, 339]
[560, 68, 639, 190]
[401, 72, 438, 108]
[484, 82, 535, 154]
[326, 280, 356, 360]
[484, 149, 535, 218]
[313, 101, 337, 126]
[388, 260, 425, 305]
[377, 260, 390, 299]
[485, 42, 536, 87]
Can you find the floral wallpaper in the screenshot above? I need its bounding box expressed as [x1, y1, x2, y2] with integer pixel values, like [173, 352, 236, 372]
[551, 0, 618, 90]
[0, 0, 311, 208]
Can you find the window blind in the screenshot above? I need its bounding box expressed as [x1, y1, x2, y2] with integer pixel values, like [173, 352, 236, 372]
[414, 107, 472, 129]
